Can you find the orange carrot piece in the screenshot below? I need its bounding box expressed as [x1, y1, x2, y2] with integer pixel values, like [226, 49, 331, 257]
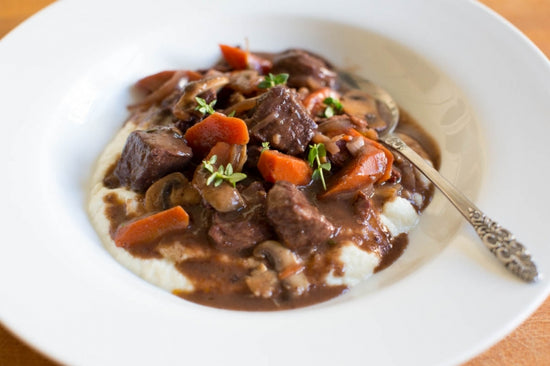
[184, 112, 250, 156]
[322, 146, 388, 198]
[302, 87, 340, 115]
[219, 44, 272, 73]
[257, 149, 312, 186]
[220, 44, 249, 70]
[114, 206, 189, 248]
[322, 129, 394, 198]
[347, 128, 393, 182]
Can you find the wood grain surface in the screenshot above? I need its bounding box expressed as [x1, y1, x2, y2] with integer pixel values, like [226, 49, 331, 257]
[0, 0, 549, 365]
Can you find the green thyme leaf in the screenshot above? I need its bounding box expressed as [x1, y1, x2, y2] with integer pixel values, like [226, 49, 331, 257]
[195, 97, 217, 115]
[228, 173, 247, 186]
[258, 73, 289, 89]
[317, 143, 326, 158]
[202, 155, 217, 174]
[206, 174, 216, 186]
[308, 143, 331, 190]
[261, 141, 270, 152]
[227, 110, 236, 117]
[225, 163, 233, 176]
[307, 145, 317, 166]
[202, 155, 247, 188]
[323, 96, 343, 118]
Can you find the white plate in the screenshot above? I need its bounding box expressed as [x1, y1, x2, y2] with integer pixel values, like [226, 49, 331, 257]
[1, 0, 549, 365]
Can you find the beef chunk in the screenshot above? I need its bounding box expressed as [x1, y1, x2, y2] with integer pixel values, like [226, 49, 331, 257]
[249, 85, 316, 155]
[114, 127, 192, 192]
[266, 181, 335, 252]
[208, 212, 272, 254]
[271, 49, 337, 90]
[208, 181, 272, 254]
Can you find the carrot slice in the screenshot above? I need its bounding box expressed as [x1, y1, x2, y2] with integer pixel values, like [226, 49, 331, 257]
[322, 146, 388, 198]
[257, 149, 312, 186]
[220, 44, 249, 70]
[322, 129, 394, 198]
[114, 206, 189, 248]
[347, 128, 393, 181]
[219, 44, 272, 73]
[184, 112, 250, 156]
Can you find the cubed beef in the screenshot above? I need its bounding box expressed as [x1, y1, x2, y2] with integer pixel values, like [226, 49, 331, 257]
[249, 85, 316, 155]
[271, 49, 337, 90]
[266, 181, 335, 252]
[114, 127, 192, 192]
[208, 181, 272, 254]
[208, 212, 272, 254]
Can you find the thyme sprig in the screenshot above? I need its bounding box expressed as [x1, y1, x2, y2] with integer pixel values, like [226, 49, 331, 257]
[195, 97, 217, 115]
[323, 96, 343, 118]
[202, 155, 247, 187]
[258, 73, 289, 89]
[308, 143, 331, 190]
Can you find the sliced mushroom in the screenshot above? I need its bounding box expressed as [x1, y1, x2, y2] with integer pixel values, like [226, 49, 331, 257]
[227, 70, 262, 95]
[172, 75, 230, 119]
[130, 70, 189, 110]
[317, 115, 354, 137]
[224, 143, 248, 172]
[223, 95, 261, 116]
[253, 240, 310, 296]
[144, 172, 201, 212]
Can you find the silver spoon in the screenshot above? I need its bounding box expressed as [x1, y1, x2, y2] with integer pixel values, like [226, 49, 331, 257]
[338, 70, 540, 283]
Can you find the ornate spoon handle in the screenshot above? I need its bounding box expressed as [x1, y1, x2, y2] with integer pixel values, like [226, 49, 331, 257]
[381, 134, 540, 283]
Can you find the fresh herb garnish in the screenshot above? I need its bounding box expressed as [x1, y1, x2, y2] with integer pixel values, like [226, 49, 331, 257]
[323, 96, 343, 118]
[195, 97, 217, 115]
[227, 110, 236, 117]
[258, 73, 289, 89]
[202, 155, 247, 187]
[261, 141, 270, 152]
[308, 143, 331, 190]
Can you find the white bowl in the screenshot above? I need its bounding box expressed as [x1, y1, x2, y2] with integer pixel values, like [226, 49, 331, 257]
[1, 0, 549, 365]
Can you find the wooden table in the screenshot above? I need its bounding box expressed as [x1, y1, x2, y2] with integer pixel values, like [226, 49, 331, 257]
[1, 0, 549, 365]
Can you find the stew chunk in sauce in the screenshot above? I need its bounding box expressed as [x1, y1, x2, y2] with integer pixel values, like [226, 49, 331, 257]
[90, 44, 439, 311]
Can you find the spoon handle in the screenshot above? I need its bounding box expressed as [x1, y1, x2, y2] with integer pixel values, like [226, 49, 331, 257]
[381, 134, 540, 283]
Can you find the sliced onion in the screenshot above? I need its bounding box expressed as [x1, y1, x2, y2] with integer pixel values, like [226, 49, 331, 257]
[312, 132, 339, 155]
[346, 136, 365, 156]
